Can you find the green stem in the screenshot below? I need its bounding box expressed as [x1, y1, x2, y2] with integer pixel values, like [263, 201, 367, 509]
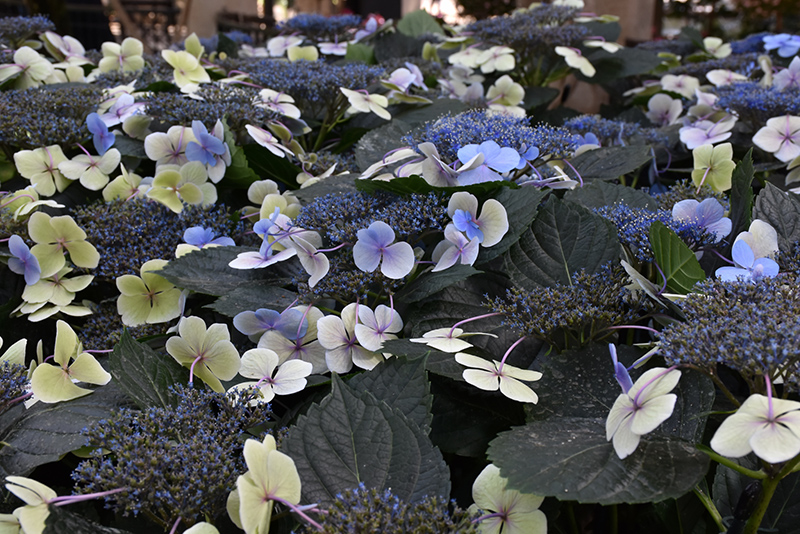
[693, 485, 725, 532]
[743, 454, 800, 534]
[697, 444, 766, 479]
[567, 501, 580, 534]
[609, 503, 618, 534]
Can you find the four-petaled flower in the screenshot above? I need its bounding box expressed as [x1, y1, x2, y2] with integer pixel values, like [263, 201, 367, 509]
[711, 392, 800, 464]
[340, 87, 391, 121]
[231, 348, 312, 404]
[455, 353, 542, 403]
[318, 303, 382, 372]
[166, 316, 241, 392]
[606, 367, 681, 459]
[116, 259, 182, 326]
[470, 463, 547, 534]
[186, 120, 226, 167]
[715, 240, 779, 282]
[30, 320, 111, 403]
[352, 221, 415, 280]
[28, 212, 100, 278]
[753, 115, 800, 163]
[86, 112, 115, 155]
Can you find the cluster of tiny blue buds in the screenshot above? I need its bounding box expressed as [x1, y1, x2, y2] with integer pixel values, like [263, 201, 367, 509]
[594, 203, 719, 262]
[298, 483, 478, 534]
[277, 13, 361, 38]
[402, 109, 579, 163]
[72, 385, 272, 529]
[660, 276, 800, 392]
[715, 82, 800, 125]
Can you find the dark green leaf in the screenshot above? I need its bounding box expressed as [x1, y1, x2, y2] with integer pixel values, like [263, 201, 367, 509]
[108, 330, 188, 409]
[396, 9, 445, 37]
[583, 48, 661, 84]
[380, 339, 465, 381]
[527, 344, 644, 420]
[355, 119, 413, 172]
[523, 86, 560, 111]
[344, 42, 376, 64]
[392, 98, 468, 127]
[282, 376, 450, 506]
[505, 197, 620, 289]
[45, 505, 133, 534]
[753, 182, 800, 252]
[396, 265, 482, 304]
[135, 80, 179, 93]
[649, 221, 706, 294]
[291, 174, 359, 204]
[208, 282, 297, 318]
[374, 32, 424, 62]
[0, 384, 130, 477]
[488, 417, 709, 504]
[578, 19, 621, 42]
[714, 455, 800, 534]
[729, 149, 754, 247]
[355, 174, 513, 197]
[157, 246, 266, 296]
[564, 180, 659, 211]
[217, 32, 238, 58]
[430, 376, 525, 457]
[112, 136, 145, 158]
[223, 142, 259, 189]
[569, 145, 653, 181]
[477, 186, 549, 264]
[348, 356, 432, 432]
[242, 144, 301, 188]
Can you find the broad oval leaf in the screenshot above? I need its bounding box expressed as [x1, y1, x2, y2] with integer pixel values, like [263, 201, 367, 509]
[649, 221, 706, 294]
[753, 182, 800, 253]
[505, 197, 620, 289]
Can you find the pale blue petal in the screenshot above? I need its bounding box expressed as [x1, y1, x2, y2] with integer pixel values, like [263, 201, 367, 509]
[731, 239, 755, 269]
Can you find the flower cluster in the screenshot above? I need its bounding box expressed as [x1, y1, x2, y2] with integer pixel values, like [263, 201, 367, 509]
[660, 276, 800, 389]
[72, 200, 243, 281]
[402, 109, 579, 162]
[652, 180, 729, 211]
[276, 13, 362, 38]
[595, 203, 721, 261]
[0, 14, 55, 48]
[0, 361, 28, 410]
[145, 85, 276, 134]
[299, 484, 478, 534]
[716, 81, 800, 125]
[487, 264, 647, 351]
[0, 85, 103, 149]
[72, 385, 272, 529]
[563, 115, 669, 147]
[241, 59, 383, 117]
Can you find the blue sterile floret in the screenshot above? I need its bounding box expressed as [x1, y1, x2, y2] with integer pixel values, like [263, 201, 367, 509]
[660, 276, 800, 391]
[594, 203, 720, 262]
[72, 385, 273, 529]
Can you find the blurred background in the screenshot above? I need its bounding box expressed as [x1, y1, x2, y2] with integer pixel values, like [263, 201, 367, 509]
[0, 0, 796, 53]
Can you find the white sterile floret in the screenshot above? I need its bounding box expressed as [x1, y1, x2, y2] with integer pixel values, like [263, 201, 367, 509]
[606, 367, 680, 459]
[455, 353, 542, 403]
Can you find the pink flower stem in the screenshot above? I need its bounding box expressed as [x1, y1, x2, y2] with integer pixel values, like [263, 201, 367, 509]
[85, 349, 113, 354]
[296, 304, 314, 342]
[557, 158, 584, 187]
[0, 194, 37, 209]
[188, 355, 203, 385]
[696, 166, 712, 194]
[6, 392, 33, 406]
[168, 517, 181, 534]
[607, 324, 661, 336]
[49, 487, 127, 506]
[497, 335, 526, 374]
[317, 243, 348, 254]
[270, 495, 323, 531]
[472, 511, 506, 524]
[448, 312, 503, 338]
